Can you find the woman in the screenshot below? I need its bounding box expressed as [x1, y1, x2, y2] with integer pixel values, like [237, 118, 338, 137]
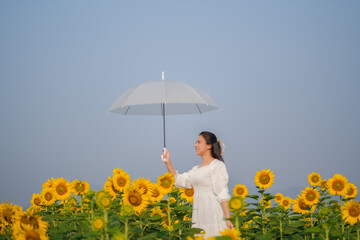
[162, 131, 234, 238]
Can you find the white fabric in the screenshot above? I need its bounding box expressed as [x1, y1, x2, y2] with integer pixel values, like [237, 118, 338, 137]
[174, 159, 231, 238]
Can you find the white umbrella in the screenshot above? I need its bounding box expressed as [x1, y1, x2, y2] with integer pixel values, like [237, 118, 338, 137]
[108, 72, 219, 148]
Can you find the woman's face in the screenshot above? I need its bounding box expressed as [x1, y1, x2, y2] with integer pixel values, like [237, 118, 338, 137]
[195, 135, 211, 156]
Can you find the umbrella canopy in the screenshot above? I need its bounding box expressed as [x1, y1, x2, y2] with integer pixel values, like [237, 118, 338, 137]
[108, 73, 219, 147]
[108, 80, 219, 115]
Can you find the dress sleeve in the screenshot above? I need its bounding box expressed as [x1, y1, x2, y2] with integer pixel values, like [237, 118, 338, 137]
[210, 161, 231, 203]
[174, 166, 195, 189]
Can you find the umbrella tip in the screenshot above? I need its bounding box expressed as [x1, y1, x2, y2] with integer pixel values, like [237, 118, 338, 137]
[162, 71, 165, 80]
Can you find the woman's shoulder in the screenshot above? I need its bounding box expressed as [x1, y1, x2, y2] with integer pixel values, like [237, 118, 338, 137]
[210, 159, 226, 168]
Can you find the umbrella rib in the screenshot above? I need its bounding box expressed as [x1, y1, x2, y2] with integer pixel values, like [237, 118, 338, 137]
[124, 106, 131, 115]
[196, 104, 202, 114]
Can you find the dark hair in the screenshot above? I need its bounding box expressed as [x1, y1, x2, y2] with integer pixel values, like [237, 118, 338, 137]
[199, 131, 224, 162]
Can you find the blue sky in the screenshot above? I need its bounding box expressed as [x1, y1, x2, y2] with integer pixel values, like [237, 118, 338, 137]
[1, 1, 359, 208]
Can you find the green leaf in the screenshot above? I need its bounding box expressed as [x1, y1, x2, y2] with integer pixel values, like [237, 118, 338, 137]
[305, 226, 322, 233]
[247, 195, 260, 200]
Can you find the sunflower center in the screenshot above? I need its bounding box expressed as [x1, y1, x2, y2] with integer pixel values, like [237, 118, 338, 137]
[333, 181, 345, 191]
[312, 176, 319, 183]
[282, 200, 289, 206]
[139, 184, 148, 194]
[56, 184, 67, 195]
[45, 192, 53, 201]
[306, 192, 315, 201]
[161, 179, 171, 188]
[117, 177, 126, 187]
[3, 208, 12, 223]
[349, 206, 360, 217]
[101, 197, 111, 207]
[93, 219, 104, 230]
[152, 189, 160, 198]
[33, 198, 41, 206]
[75, 183, 85, 192]
[185, 189, 194, 197]
[129, 192, 142, 206]
[25, 230, 41, 240]
[347, 187, 354, 195]
[299, 200, 308, 210]
[260, 175, 270, 184]
[236, 188, 244, 195]
[230, 198, 242, 210]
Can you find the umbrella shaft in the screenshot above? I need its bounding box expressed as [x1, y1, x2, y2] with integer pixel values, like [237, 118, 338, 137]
[162, 103, 166, 148]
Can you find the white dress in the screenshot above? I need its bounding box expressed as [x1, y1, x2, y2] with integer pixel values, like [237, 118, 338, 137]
[174, 159, 231, 238]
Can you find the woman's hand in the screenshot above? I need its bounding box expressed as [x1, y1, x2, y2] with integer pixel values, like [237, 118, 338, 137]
[161, 148, 170, 163]
[162, 148, 176, 177]
[226, 219, 234, 229]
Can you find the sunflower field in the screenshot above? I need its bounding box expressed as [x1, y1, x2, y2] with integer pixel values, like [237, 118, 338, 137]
[1, 168, 359, 240]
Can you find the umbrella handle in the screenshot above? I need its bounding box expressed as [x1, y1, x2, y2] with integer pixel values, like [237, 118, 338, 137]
[161, 148, 167, 162]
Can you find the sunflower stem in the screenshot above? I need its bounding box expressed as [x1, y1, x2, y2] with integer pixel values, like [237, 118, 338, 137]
[279, 218, 283, 240]
[340, 196, 346, 240]
[167, 197, 172, 237]
[125, 218, 129, 240]
[104, 209, 109, 240]
[310, 212, 314, 239]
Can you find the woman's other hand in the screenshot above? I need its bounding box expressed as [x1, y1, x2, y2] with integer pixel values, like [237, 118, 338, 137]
[226, 220, 234, 230]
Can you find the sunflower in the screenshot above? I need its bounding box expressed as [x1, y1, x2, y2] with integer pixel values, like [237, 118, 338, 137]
[254, 169, 275, 189]
[53, 178, 72, 201]
[14, 224, 49, 240]
[104, 176, 120, 199]
[161, 215, 179, 231]
[123, 186, 149, 213]
[320, 180, 328, 191]
[183, 215, 191, 222]
[274, 193, 284, 204]
[120, 204, 135, 217]
[13, 210, 48, 236]
[95, 190, 108, 203]
[260, 198, 271, 209]
[113, 233, 127, 240]
[92, 217, 105, 231]
[180, 188, 194, 203]
[132, 178, 153, 198]
[186, 234, 205, 240]
[292, 195, 312, 214]
[344, 183, 358, 199]
[97, 194, 112, 209]
[341, 200, 360, 225]
[42, 178, 55, 189]
[0, 202, 22, 226]
[219, 227, 241, 240]
[41, 188, 56, 206]
[71, 180, 90, 196]
[301, 187, 320, 206]
[168, 197, 177, 204]
[150, 206, 165, 218]
[30, 193, 42, 208]
[327, 174, 348, 196]
[149, 183, 165, 203]
[229, 196, 244, 213]
[63, 197, 78, 211]
[0, 223, 5, 235]
[280, 197, 292, 210]
[157, 173, 175, 194]
[112, 169, 131, 193]
[308, 172, 321, 186]
[233, 184, 248, 198]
